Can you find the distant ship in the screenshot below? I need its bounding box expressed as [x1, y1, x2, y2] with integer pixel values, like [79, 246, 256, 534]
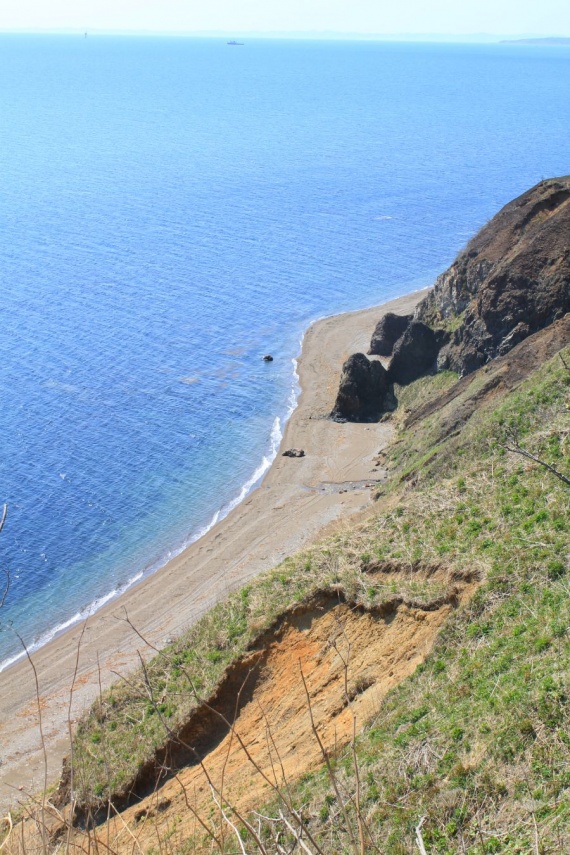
[227, 40, 244, 46]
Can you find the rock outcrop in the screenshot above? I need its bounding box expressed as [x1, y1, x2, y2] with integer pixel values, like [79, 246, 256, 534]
[368, 312, 412, 356]
[333, 177, 570, 422]
[331, 353, 390, 422]
[387, 321, 440, 385]
[416, 176, 570, 375]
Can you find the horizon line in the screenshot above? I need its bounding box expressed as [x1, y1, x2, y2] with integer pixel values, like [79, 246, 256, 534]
[0, 29, 568, 42]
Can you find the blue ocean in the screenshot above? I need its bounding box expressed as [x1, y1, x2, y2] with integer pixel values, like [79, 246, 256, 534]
[0, 36, 568, 668]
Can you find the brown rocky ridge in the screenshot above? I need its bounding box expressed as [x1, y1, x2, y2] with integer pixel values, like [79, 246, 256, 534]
[332, 176, 570, 421]
[417, 175, 570, 374]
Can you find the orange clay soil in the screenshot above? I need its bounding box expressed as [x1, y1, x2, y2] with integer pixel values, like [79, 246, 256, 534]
[18, 564, 477, 854]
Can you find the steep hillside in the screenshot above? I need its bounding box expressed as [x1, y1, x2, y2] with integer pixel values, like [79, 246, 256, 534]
[4, 180, 569, 854]
[9, 323, 567, 855]
[332, 177, 569, 422]
[417, 176, 570, 375]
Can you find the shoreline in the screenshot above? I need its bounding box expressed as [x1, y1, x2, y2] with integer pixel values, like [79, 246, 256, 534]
[0, 357, 298, 676]
[0, 288, 428, 813]
[0, 414, 287, 675]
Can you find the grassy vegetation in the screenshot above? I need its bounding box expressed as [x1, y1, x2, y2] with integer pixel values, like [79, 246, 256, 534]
[70, 346, 569, 852]
[71, 517, 452, 805]
[393, 369, 460, 416]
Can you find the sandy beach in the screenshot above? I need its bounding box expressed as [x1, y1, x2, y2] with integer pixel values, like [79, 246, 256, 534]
[0, 289, 428, 814]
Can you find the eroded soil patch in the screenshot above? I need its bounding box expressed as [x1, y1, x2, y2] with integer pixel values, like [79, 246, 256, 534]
[32, 566, 477, 853]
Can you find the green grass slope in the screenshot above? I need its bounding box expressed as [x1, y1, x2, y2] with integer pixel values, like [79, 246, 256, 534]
[69, 338, 569, 853]
[253, 345, 570, 854]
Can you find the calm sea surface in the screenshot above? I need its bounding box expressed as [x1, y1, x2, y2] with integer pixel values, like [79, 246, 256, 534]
[0, 37, 568, 666]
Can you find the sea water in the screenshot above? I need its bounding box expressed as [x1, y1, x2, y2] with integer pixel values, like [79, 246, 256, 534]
[0, 36, 569, 668]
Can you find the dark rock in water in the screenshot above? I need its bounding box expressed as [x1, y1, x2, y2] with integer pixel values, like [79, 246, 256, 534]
[368, 313, 412, 356]
[282, 448, 305, 458]
[415, 176, 570, 375]
[331, 353, 390, 422]
[388, 322, 440, 385]
[263, 354, 274, 362]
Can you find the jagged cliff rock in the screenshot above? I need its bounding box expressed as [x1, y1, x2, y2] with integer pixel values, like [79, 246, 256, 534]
[416, 176, 570, 375]
[331, 353, 390, 422]
[387, 321, 440, 385]
[368, 312, 412, 356]
[333, 177, 569, 422]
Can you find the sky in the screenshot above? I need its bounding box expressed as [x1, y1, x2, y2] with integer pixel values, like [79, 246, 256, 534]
[1, 0, 569, 37]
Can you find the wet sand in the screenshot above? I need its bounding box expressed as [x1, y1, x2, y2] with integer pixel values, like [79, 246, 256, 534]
[0, 289, 428, 813]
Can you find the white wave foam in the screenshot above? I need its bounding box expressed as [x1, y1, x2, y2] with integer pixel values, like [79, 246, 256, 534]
[181, 347, 302, 550]
[188, 414, 283, 542]
[0, 341, 306, 674]
[0, 570, 143, 674]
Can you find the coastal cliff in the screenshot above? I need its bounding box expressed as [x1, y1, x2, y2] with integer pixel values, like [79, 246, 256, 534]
[332, 177, 570, 422]
[417, 175, 570, 374]
[8, 184, 570, 854]
[43, 303, 568, 855]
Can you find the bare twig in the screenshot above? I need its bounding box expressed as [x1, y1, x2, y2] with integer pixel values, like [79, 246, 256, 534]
[94, 654, 114, 854]
[299, 660, 359, 855]
[532, 812, 540, 855]
[0, 505, 9, 609]
[330, 616, 381, 855]
[0, 810, 14, 851]
[64, 621, 89, 854]
[351, 715, 366, 855]
[209, 785, 248, 855]
[256, 697, 294, 810]
[172, 771, 223, 851]
[15, 631, 49, 854]
[120, 611, 328, 855]
[330, 623, 366, 855]
[279, 810, 316, 855]
[108, 800, 144, 854]
[0, 504, 7, 536]
[67, 622, 88, 800]
[503, 429, 570, 486]
[218, 669, 250, 853]
[415, 816, 428, 855]
[133, 644, 266, 853]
